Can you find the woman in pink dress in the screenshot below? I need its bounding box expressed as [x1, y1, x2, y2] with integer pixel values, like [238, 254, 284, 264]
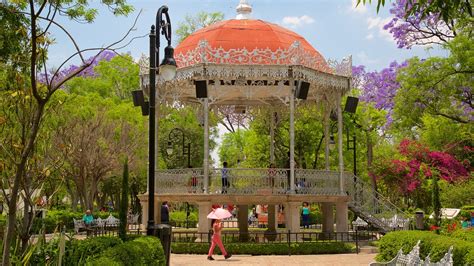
[207, 219, 232, 260]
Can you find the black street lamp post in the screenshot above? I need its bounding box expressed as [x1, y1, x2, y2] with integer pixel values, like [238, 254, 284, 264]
[147, 5, 177, 236]
[132, 5, 176, 237]
[329, 96, 359, 176]
[346, 122, 357, 176]
[166, 128, 191, 168]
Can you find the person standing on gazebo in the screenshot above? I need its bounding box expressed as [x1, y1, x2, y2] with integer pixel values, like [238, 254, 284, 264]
[221, 161, 229, 194]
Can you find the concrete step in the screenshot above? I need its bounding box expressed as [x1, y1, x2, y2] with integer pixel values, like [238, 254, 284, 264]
[359, 246, 378, 254]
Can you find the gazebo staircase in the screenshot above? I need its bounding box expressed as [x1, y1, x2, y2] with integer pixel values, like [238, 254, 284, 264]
[345, 174, 410, 233]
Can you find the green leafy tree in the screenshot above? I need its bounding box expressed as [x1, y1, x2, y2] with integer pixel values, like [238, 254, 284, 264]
[0, 1, 134, 261]
[119, 158, 129, 241]
[395, 35, 473, 129]
[175, 11, 224, 44]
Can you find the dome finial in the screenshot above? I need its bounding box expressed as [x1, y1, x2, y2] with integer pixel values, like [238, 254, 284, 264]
[236, 0, 252, 20]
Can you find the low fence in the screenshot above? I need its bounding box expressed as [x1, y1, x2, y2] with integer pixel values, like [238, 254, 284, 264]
[172, 230, 378, 244]
[170, 219, 325, 230]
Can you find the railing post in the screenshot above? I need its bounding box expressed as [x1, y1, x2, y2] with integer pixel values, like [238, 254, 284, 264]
[287, 230, 291, 256]
[355, 230, 359, 254]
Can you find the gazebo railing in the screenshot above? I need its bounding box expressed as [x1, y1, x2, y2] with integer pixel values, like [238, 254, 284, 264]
[154, 168, 341, 195]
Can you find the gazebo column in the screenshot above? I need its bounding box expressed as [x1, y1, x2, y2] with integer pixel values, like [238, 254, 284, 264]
[140, 196, 148, 229]
[203, 98, 209, 193]
[335, 92, 348, 233]
[237, 205, 249, 241]
[285, 202, 301, 235]
[197, 201, 211, 234]
[267, 204, 277, 231]
[336, 201, 349, 232]
[324, 102, 330, 170]
[289, 83, 295, 192]
[322, 202, 334, 235]
[337, 93, 344, 194]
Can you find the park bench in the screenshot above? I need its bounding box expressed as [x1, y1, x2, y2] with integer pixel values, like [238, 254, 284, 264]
[73, 214, 121, 234]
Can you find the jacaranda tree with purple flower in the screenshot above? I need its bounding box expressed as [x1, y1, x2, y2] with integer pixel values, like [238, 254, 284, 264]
[383, 0, 457, 49]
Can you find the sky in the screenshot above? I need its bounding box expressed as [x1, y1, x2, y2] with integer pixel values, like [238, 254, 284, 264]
[47, 0, 447, 72]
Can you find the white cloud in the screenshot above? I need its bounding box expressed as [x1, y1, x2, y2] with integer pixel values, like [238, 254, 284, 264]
[366, 33, 374, 40]
[281, 15, 315, 28]
[348, 0, 368, 14]
[366, 16, 393, 42]
[356, 51, 378, 65]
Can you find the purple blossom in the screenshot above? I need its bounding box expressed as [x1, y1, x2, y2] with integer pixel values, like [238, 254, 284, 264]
[39, 50, 116, 86]
[383, 0, 454, 49]
[352, 61, 408, 127]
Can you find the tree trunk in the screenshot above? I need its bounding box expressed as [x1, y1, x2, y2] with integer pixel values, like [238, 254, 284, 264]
[2, 103, 45, 266]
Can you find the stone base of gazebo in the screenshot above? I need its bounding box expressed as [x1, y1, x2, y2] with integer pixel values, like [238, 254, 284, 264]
[138, 194, 350, 235]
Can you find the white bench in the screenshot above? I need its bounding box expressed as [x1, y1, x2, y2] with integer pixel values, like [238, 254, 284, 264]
[73, 218, 86, 233]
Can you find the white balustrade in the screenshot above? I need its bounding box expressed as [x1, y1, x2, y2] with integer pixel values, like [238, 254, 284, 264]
[154, 168, 341, 195]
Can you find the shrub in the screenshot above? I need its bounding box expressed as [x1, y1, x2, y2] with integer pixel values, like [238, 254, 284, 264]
[64, 236, 123, 265]
[171, 242, 353, 255]
[29, 236, 122, 265]
[449, 229, 474, 242]
[132, 237, 166, 264]
[88, 236, 165, 266]
[85, 256, 122, 266]
[376, 231, 474, 265]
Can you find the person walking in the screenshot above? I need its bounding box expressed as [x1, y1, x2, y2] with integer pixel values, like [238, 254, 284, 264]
[207, 219, 232, 260]
[221, 161, 229, 194]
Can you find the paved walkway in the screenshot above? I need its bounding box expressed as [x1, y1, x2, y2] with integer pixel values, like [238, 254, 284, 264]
[171, 253, 377, 266]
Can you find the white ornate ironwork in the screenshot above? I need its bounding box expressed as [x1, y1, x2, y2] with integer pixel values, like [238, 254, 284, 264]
[327, 56, 352, 78]
[345, 173, 410, 232]
[175, 40, 332, 73]
[154, 168, 341, 195]
[370, 241, 454, 266]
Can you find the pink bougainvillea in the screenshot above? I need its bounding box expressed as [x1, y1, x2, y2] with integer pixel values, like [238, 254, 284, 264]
[374, 139, 470, 195]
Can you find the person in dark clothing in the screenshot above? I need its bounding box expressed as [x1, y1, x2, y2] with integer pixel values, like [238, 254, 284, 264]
[161, 201, 169, 224]
[222, 161, 229, 194]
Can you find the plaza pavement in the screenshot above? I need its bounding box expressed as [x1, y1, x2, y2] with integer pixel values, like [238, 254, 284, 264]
[171, 253, 377, 266]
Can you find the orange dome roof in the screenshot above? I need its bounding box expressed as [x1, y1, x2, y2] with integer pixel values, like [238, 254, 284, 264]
[174, 19, 331, 73]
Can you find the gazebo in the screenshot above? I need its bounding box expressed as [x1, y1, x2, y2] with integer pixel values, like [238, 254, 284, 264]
[138, 0, 404, 236]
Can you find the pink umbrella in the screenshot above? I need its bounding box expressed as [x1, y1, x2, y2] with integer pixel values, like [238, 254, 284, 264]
[207, 208, 232, 219]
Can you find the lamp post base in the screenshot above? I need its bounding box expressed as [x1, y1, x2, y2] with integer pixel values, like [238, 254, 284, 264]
[147, 220, 155, 236]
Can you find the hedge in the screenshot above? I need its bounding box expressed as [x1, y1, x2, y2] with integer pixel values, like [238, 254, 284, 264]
[376, 231, 474, 265]
[171, 242, 354, 255]
[87, 236, 165, 266]
[449, 229, 474, 242]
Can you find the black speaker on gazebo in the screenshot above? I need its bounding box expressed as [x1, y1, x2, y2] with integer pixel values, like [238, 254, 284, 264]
[344, 96, 359, 114]
[195, 80, 208, 98]
[295, 81, 310, 100]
